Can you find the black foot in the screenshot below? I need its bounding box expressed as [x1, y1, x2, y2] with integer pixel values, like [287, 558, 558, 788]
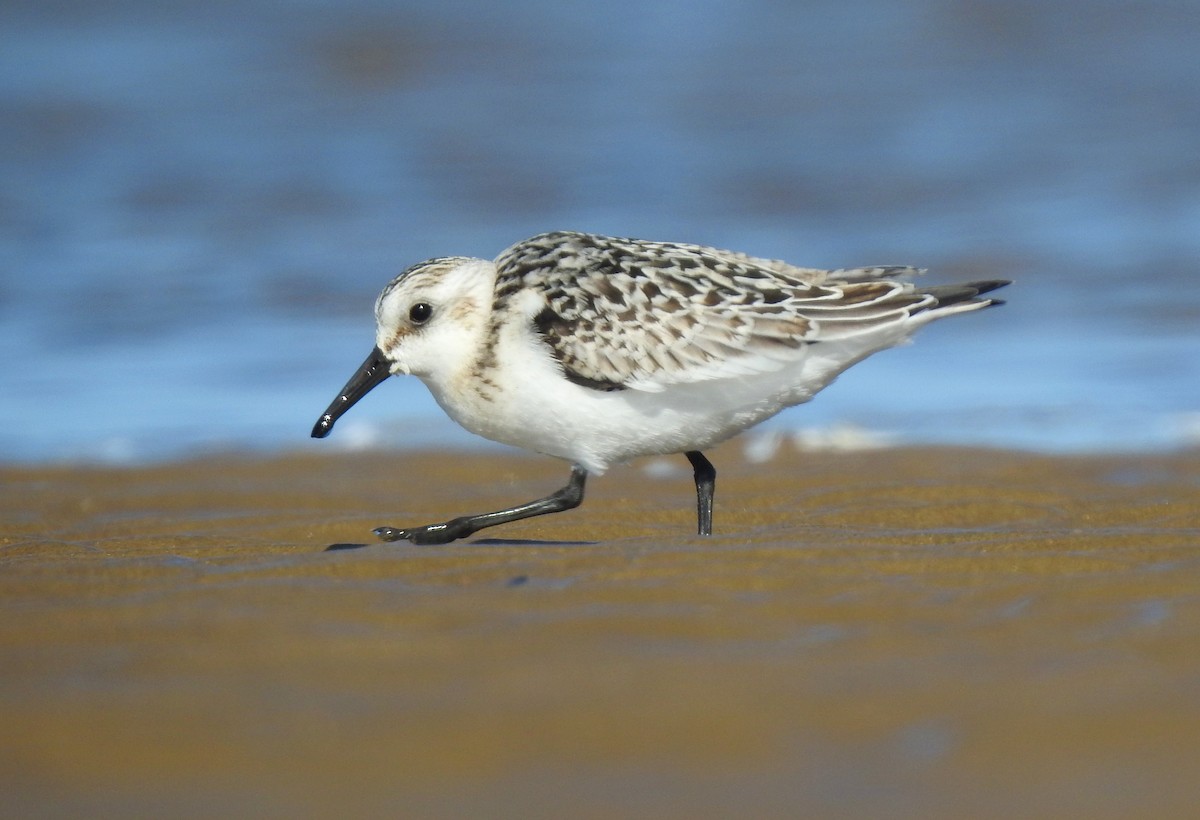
[374, 518, 473, 545]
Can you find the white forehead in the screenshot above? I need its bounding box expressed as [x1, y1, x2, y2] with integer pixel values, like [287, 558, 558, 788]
[374, 256, 491, 326]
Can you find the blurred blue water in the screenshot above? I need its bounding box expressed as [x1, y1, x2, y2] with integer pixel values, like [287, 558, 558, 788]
[2, 0, 1198, 463]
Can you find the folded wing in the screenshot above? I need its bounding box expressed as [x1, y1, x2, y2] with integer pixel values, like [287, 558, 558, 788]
[494, 231, 1003, 393]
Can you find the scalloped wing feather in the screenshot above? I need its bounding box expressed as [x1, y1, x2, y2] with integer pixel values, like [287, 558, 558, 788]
[494, 232, 978, 393]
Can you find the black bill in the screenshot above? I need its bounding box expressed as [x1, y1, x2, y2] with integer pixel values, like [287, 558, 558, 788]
[311, 346, 392, 438]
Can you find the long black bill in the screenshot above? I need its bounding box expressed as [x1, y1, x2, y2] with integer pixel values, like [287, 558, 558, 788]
[311, 346, 392, 438]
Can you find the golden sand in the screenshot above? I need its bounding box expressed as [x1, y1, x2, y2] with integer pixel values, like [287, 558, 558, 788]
[2, 445, 1199, 817]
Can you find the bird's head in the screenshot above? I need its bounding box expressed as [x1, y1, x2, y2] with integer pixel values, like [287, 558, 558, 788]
[311, 256, 493, 438]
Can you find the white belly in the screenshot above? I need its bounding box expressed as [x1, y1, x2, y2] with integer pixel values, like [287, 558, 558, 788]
[423, 326, 907, 473]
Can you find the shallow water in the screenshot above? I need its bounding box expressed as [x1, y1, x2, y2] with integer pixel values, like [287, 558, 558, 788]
[2, 0, 1199, 462]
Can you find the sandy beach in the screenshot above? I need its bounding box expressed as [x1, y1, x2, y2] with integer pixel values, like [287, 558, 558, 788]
[3, 444, 1199, 817]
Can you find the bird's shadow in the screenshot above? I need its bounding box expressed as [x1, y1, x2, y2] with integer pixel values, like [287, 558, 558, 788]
[324, 538, 595, 552]
[471, 537, 596, 547]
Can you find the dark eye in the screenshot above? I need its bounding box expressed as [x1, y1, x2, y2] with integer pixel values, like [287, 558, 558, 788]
[409, 302, 433, 325]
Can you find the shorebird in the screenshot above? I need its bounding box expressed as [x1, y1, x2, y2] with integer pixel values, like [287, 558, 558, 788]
[313, 231, 1007, 544]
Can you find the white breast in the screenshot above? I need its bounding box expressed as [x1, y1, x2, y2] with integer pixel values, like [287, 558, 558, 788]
[422, 310, 914, 473]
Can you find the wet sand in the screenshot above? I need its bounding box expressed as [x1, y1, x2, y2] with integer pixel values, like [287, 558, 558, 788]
[3, 445, 1199, 817]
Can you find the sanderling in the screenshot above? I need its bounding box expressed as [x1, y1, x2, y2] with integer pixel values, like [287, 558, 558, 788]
[313, 230, 1008, 544]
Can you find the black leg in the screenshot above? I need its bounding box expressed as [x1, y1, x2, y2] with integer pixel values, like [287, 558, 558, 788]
[374, 465, 588, 545]
[685, 451, 715, 536]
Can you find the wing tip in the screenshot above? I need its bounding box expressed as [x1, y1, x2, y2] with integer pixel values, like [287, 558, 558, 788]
[923, 279, 1011, 309]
